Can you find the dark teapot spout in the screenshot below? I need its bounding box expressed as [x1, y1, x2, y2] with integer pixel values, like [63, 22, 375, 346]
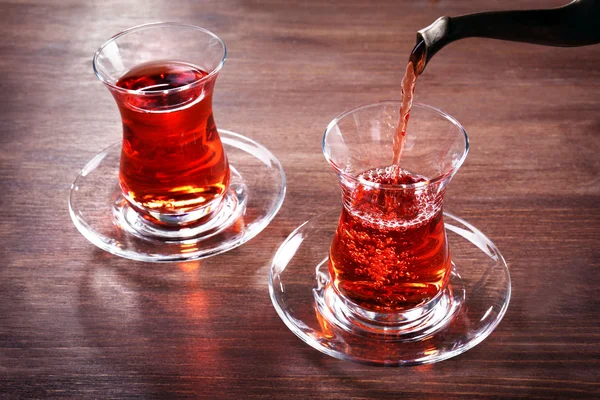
[416, 0, 600, 74]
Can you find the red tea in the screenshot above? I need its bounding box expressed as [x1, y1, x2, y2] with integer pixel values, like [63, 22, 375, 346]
[392, 40, 426, 168]
[328, 167, 451, 312]
[114, 60, 229, 216]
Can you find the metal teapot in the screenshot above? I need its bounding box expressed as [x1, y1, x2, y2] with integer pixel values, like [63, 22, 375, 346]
[415, 0, 600, 73]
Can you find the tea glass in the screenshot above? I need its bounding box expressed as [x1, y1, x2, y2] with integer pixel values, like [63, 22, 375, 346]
[94, 23, 230, 229]
[322, 102, 465, 333]
[69, 23, 286, 262]
[269, 102, 510, 365]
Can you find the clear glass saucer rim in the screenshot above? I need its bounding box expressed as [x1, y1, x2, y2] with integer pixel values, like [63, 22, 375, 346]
[268, 210, 511, 366]
[69, 129, 286, 262]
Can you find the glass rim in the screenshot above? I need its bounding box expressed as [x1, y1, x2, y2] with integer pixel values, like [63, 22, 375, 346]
[322, 101, 470, 191]
[92, 22, 227, 96]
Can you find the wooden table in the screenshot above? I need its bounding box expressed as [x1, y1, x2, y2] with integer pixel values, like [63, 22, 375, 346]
[1, 0, 599, 398]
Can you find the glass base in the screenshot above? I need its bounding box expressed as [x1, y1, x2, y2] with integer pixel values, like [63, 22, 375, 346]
[69, 130, 286, 262]
[269, 210, 511, 366]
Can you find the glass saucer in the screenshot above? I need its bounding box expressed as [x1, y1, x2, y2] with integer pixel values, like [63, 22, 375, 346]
[269, 210, 510, 366]
[70, 130, 286, 262]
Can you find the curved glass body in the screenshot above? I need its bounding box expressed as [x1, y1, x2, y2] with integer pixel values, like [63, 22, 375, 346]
[323, 102, 469, 313]
[93, 23, 228, 226]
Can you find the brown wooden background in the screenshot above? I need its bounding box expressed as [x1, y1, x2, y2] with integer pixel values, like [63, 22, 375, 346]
[1, 0, 599, 398]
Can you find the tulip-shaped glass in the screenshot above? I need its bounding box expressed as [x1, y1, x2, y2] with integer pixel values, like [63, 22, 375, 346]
[69, 23, 285, 261]
[269, 102, 510, 365]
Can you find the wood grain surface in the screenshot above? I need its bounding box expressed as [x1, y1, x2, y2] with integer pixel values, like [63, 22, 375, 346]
[1, 0, 599, 398]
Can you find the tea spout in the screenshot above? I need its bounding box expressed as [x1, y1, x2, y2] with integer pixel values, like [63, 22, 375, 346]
[416, 0, 600, 74]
